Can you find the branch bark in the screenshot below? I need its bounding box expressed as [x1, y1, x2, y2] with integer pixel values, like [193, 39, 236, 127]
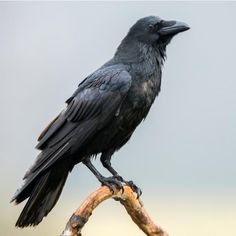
[60, 185, 168, 236]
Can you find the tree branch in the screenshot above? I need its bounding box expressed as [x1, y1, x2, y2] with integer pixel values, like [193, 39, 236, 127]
[60, 185, 168, 236]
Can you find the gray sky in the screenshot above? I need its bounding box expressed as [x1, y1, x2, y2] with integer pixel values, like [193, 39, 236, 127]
[1, 2, 236, 236]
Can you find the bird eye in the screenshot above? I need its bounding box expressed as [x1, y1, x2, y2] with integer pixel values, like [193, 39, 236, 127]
[148, 24, 155, 31]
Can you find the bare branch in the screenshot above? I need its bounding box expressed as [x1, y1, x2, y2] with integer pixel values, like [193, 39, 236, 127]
[61, 185, 168, 236]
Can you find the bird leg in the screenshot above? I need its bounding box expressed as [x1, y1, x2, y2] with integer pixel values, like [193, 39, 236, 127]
[100, 152, 142, 198]
[82, 159, 123, 192]
[100, 151, 123, 181]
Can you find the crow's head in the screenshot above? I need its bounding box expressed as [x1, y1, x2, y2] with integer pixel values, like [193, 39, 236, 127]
[127, 16, 190, 45]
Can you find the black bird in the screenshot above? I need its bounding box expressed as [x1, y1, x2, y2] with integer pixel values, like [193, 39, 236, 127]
[11, 16, 189, 227]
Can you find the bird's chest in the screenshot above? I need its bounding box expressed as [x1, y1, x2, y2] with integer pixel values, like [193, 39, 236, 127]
[127, 51, 162, 109]
[128, 74, 161, 110]
[115, 75, 161, 130]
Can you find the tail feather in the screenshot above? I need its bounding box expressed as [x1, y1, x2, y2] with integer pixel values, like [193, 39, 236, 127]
[13, 162, 69, 227]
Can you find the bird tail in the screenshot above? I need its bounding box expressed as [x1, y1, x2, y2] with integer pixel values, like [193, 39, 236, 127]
[11, 162, 70, 228]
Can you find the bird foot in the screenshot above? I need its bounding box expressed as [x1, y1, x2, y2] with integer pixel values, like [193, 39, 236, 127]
[100, 176, 142, 198]
[113, 174, 124, 181]
[125, 180, 142, 198]
[100, 176, 124, 193]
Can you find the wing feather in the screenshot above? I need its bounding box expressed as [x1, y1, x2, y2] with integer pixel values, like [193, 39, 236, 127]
[27, 67, 131, 179]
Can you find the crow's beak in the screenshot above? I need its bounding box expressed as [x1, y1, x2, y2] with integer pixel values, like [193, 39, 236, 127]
[158, 20, 190, 36]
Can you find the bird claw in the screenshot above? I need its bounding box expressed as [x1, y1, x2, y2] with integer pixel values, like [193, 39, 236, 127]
[100, 176, 124, 193]
[100, 176, 141, 197]
[113, 175, 124, 182]
[125, 181, 142, 198]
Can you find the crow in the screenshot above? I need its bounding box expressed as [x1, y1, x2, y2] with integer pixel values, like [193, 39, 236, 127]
[11, 16, 189, 227]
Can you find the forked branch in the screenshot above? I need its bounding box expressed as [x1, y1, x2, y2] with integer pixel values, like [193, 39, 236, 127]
[61, 185, 168, 236]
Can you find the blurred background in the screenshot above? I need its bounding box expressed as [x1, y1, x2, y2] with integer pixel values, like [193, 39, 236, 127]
[1, 1, 236, 236]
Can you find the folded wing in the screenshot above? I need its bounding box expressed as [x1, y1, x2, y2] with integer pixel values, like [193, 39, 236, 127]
[24, 67, 132, 182]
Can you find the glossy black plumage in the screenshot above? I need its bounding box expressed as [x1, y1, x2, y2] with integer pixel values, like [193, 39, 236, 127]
[12, 16, 189, 227]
